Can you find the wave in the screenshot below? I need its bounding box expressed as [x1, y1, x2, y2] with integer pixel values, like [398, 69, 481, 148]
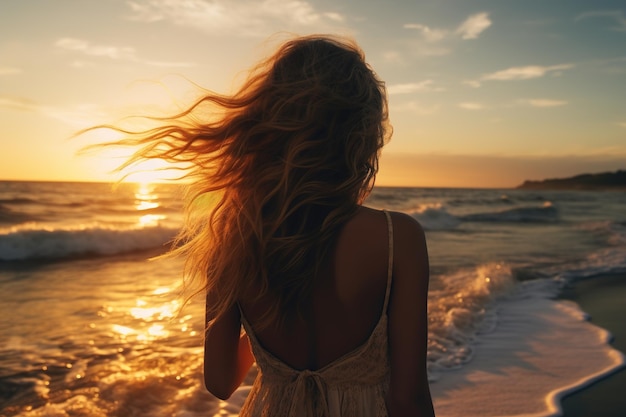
[431, 276, 625, 417]
[427, 262, 515, 375]
[446, 194, 515, 207]
[0, 206, 41, 224]
[579, 220, 626, 246]
[0, 197, 39, 205]
[428, 234, 626, 378]
[406, 202, 560, 230]
[0, 224, 179, 262]
[558, 246, 626, 282]
[535, 220, 626, 281]
[461, 202, 558, 223]
[408, 204, 461, 230]
[429, 244, 626, 416]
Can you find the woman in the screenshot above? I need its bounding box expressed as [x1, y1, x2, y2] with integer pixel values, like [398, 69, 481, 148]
[107, 35, 433, 416]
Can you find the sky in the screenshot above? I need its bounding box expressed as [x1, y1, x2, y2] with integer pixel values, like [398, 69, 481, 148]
[1, 0, 625, 188]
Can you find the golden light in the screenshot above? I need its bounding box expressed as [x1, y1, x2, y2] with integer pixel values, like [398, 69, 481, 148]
[124, 158, 179, 185]
[133, 182, 166, 226]
[112, 324, 135, 337]
[147, 324, 168, 338]
[129, 299, 179, 320]
[79, 131, 186, 185]
[153, 287, 171, 295]
[136, 200, 159, 211]
[138, 214, 165, 226]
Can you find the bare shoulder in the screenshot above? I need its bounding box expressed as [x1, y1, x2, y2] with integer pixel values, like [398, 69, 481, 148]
[336, 206, 389, 266]
[386, 210, 425, 233]
[351, 207, 426, 246]
[350, 207, 428, 268]
[384, 210, 429, 283]
[341, 206, 388, 240]
[386, 210, 427, 251]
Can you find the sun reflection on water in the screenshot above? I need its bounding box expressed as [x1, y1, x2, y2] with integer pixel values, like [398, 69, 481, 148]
[133, 183, 166, 227]
[136, 200, 159, 211]
[112, 324, 135, 337]
[138, 214, 166, 226]
[135, 183, 159, 203]
[130, 299, 179, 321]
[109, 286, 199, 342]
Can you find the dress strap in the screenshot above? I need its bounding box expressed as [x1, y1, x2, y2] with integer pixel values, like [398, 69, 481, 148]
[238, 303, 256, 339]
[382, 210, 393, 313]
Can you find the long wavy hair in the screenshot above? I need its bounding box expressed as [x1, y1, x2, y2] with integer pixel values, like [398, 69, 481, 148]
[96, 35, 390, 328]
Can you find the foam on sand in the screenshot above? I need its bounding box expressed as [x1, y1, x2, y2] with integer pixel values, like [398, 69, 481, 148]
[431, 279, 625, 417]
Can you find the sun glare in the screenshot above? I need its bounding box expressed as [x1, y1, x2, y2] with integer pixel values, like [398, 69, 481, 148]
[80, 128, 186, 185]
[133, 182, 166, 226]
[120, 157, 182, 185]
[135, 183, 159, 209]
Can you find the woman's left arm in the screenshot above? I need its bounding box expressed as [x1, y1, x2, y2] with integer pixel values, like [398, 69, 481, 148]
[203, 297, 255, 400]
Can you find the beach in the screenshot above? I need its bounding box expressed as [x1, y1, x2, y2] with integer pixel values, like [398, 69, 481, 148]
[560, 273, 626, 417]
[1, 181, 625, 416]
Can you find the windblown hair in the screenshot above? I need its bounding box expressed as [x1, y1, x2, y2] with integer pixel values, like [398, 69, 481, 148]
[100, 35, 389, 328]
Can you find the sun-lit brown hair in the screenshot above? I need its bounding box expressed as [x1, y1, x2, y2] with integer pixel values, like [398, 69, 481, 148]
[97, 35, 389, 328]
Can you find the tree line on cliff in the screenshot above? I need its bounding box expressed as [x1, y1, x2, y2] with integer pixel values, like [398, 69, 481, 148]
[517, 170, 626, 190]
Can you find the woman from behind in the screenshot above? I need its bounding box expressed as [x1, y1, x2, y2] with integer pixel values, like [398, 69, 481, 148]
[107, 35, 434, 417]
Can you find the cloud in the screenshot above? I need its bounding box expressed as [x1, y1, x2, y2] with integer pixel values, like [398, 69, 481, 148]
[522, 99, 568, 108]
[482, 64, 574, 81]
[56, 38, 136, 60]
[409, 44, 452, 57]
[41, 104, 108, 128]
[463, 80, 482, 88]
[456, 12, 492, 40]
[125, 0, 345, 37]
[0, 97, 37, 111]
[142, 59, 197, 68]
[0, 95, 106, 127]
[583, 56, 626, 75]
[404, 12, 491, 43]
[403, 23, 448, 42]
[400, 12, 492, 61]
[324, 12, 344, 22]
[55, 37, 194, 67]
[71, 60, 96, 69]
[387, 80, 444, 95]
[0, 66, 21, 76]
[617, 122, 626, 129]
[401, 12, 491, 58]
[382, 51, 404, 64]
[392, 101, 441, 116]
[576, 10, 626, 31]
[458, 102, 485, 110]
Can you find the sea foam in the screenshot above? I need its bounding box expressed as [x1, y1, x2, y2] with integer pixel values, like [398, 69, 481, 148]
[409, 204, 461, 230]
[427, 263, 515, 376]
[431, 278, 625, 417]
[0, 224, 178, 261]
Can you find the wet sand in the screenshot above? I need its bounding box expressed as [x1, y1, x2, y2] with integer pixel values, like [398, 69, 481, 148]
[560, 273, 626, 417]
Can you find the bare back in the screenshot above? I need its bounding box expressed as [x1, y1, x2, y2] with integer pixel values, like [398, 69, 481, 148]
[239, 206, 390, 370]
[206, 206, 434, 414]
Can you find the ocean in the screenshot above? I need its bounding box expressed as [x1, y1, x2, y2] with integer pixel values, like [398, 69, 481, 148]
[1, 180, 624, 417]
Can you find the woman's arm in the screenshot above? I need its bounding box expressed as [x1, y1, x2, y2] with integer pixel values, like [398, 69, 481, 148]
[203, 296, 255, 400]
[386, 212, 435, 417]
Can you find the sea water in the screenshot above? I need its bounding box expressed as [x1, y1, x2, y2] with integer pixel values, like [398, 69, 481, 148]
[0, 181, 625, 416]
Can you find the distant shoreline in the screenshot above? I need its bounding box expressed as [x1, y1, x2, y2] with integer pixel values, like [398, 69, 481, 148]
[517, 170, 626, 191]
